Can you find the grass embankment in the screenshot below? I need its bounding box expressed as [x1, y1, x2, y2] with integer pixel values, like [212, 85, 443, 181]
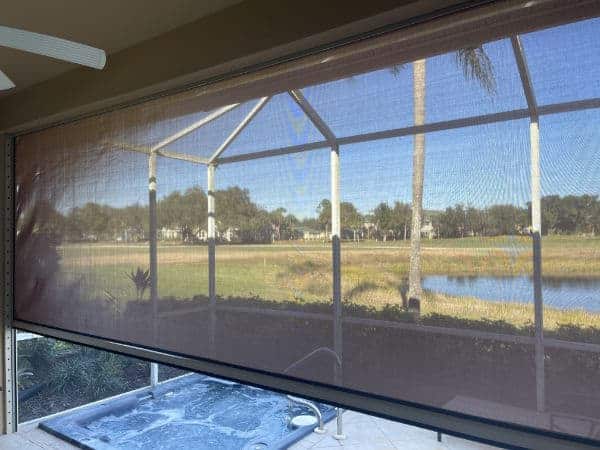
[421, 292, 600, 332]
[57, 235, 600, 331]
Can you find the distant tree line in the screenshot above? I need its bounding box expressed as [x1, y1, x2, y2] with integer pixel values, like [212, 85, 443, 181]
[41, 188, 600, 243]
[57, 187, 305, 244]
[433, 204, 528, 238]
[429, 194, 600, 238]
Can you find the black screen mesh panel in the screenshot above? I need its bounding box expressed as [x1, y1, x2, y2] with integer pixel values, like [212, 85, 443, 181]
[212, 152, 333, 381]
[13, 1, 600, 442]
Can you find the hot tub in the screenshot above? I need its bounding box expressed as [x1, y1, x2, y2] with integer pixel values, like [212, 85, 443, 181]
[39, 373, 335, 449]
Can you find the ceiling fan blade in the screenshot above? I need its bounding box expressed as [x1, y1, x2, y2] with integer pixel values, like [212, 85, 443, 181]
[0, 25, 106, 69]
[0, 69, 16, 91]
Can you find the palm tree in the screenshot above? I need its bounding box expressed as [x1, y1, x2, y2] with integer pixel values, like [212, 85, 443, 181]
[408, 58, 427, 309]
[407, 47, 496, 311]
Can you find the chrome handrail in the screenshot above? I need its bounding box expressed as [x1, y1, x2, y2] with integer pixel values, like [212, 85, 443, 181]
[284, 346, 343, 436]
[287, 395, 325, 433]
[284, 346, 341, 375]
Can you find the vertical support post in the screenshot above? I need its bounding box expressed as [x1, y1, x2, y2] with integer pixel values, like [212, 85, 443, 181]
[207, 164, 217, 357]
[2, 134, 16, 434]
[148, 151, 158, 346]
[334, 408, 346, 440]
[512, 34, 544, 414]
[530, 120, 545, 413]
[150, 362, 159, 388]
[530, 121, 541, 238]
[2, 331, 15, 434]
[331, 144, 342, 385]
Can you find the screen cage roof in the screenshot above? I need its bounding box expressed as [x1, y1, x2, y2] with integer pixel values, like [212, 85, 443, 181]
[89, 13, 599, 167]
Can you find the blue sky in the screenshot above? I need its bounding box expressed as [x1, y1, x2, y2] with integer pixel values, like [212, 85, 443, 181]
[57, 17, 600, 219]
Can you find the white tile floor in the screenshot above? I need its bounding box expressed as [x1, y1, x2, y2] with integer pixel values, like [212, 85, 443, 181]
[0, 411, 498, 450]
[289, 410, 498, 450]
[0, 425, 77, 450]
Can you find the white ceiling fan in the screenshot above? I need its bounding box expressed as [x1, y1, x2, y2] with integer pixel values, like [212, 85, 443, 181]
[0, 25, 106, 90]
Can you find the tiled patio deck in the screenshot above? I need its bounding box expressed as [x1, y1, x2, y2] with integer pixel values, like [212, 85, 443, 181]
[0, 410, 497, 450]
[0, 424, 77, 450]
[289, 410, 498, 450]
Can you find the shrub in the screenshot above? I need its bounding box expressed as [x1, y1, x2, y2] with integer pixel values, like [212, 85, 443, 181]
[127, 267, 151, 301]
[50, 347, 127, 401]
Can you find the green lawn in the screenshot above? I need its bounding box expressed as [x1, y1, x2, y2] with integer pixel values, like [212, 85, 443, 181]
[57, 235, 600, 332]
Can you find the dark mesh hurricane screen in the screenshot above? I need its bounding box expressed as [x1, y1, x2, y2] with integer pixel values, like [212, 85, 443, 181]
[14, 2, 600, 441]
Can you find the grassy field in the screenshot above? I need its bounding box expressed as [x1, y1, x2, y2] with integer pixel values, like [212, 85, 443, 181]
[57, 235, 600, 331]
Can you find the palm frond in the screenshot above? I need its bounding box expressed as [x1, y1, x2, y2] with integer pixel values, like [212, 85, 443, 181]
[455, 46, 497, 95]
[390, 64, 406, 77]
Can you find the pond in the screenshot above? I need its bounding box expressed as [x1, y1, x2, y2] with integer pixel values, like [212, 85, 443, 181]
[423, 275, 600, 312]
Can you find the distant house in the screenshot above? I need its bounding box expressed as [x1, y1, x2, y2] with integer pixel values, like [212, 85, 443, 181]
[518, 224, 533, 235]
[195, 228, 208, 242]
[116, 227, 145, 243]
[156, 225, 239, 243]
[219, 227, 239, 243]
[299, 227, 327, 241]
[180, 226, 206, 244]
[159, 227, 182, 241]
[421, 220, 436, 239]
[362, 222, 378, 240]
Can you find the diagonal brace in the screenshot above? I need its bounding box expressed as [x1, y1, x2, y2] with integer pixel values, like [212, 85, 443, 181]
[151, 103, 240, 152]
[511, 35, 538, 119]
[288, 89, 336, 144]
[209, 96, 270, 163]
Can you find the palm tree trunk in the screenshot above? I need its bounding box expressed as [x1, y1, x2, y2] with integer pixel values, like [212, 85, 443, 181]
[408, 59, 426, 308]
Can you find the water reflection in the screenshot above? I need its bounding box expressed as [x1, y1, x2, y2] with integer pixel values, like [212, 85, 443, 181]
[423, 275, 600, 312]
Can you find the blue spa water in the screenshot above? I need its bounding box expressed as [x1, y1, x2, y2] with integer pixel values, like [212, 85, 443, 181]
[48, 375, 333, 450]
